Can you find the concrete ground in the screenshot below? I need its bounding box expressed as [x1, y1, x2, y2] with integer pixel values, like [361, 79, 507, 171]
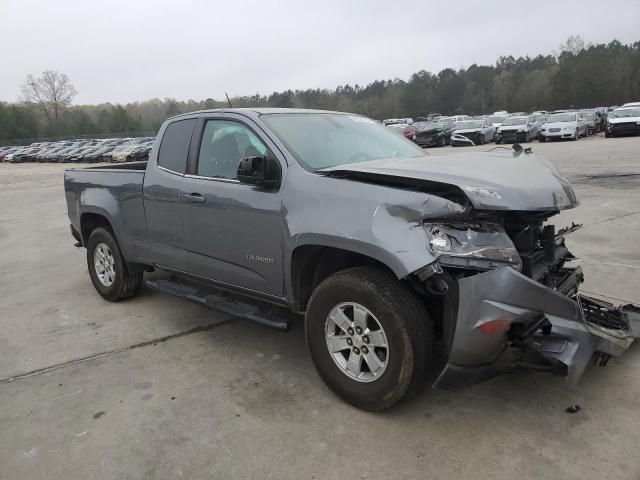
[1, 134, 639, 480]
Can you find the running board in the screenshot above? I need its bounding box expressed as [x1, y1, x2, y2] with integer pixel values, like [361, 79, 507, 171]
[144, 278, 290, 331]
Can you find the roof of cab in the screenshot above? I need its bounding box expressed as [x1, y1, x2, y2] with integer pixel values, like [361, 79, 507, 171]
[167, 107, 352, 121]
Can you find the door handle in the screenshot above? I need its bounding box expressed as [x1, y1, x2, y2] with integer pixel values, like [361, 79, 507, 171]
[183, 193, 205, 204]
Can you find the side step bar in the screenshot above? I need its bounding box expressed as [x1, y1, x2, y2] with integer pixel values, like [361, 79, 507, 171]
[145, 278, 290, 331]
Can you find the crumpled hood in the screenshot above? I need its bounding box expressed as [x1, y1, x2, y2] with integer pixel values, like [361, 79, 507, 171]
[321, 152, 579, 212]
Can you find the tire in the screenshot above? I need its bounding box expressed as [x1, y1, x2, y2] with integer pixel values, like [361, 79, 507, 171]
[605, 130, 611, 138]
[305, 267, 433, 411]
[495, 137, 502, 144]
[86, 227, 142, 301]
[524, 132, 530, 143]
[438, 136, 446, 147]
[573, 129, 579, 141]
[478, 134, 486, 145]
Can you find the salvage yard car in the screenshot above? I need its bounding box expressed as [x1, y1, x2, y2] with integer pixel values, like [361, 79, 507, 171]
[449, 119, 495, 146]
[496, 116, 540, 143]
[64, 108, 640, 412]
[605, 106, 640, 137]
[413, 119, 455, 147]
[580, 111, 597, 136]
[386, 123, 417, 141]
[540, 112, 588, 141]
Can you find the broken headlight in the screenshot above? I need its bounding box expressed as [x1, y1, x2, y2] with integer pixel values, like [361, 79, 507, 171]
[425, 222, 522, 271]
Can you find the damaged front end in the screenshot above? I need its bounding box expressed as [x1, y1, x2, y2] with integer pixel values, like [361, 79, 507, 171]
[418, 214, 640, 391]
[321, 152, 639, 390]
[449, 132, 478, 147]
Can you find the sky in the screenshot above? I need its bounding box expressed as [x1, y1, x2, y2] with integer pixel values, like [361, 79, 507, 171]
[2, 0, 639, 105]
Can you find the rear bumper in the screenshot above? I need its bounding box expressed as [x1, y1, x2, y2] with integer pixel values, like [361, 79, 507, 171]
[434, 267, 639, 390]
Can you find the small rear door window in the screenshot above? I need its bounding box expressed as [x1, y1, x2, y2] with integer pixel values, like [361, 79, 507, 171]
[157, 119, 196, 173]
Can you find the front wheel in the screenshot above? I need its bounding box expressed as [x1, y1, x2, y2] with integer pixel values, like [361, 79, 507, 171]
[87, 227, 143, 301]
[305, 267, 433, 411]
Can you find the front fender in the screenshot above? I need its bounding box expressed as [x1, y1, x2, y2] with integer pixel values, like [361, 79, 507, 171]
[280, 164, 468, 304]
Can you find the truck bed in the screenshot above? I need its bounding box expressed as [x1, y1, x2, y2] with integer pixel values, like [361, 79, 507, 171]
[64, 161, 148, 263]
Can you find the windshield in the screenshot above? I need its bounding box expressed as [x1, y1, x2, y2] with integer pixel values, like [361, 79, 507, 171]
[487, 115, 506, 124]
[501, 117, 527, 126]
[455, 120, 484, 129]
[548, 113, 577, 122]
[610, 108, 640, 118]
[262, 113, 426, 170]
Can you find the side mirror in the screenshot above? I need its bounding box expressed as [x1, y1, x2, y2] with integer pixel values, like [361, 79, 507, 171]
[237, 155, 281, 189]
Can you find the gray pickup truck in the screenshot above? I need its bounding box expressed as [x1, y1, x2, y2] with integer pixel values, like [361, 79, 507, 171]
[64, 108, 639, 411]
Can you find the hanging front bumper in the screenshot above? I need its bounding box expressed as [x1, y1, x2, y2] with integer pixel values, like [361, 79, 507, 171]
[433, 267, 640, 390]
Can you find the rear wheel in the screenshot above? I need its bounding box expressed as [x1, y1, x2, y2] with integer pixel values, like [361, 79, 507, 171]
[87, 227, 143, 301]
[478, 134, 486, 145]
[438, 136, 446, 147]
[305, 267, 433, 411]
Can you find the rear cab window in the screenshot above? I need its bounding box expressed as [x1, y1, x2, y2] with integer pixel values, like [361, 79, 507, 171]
[157, 119, 196, 173]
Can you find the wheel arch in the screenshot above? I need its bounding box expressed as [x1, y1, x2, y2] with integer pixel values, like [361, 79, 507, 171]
[80, 209, 116, 246]
[288, 242, 401, 313]
[79, 210, 148, 273]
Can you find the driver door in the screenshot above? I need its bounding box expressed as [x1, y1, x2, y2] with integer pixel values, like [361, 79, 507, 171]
[180, 115, 285, 298]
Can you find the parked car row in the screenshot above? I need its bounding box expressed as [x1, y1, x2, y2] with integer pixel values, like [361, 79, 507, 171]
[383, 102, 639, 148]
[0, 137, 155, 163]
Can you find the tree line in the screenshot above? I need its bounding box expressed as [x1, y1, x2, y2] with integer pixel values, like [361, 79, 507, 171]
[1, 36, 639, 142]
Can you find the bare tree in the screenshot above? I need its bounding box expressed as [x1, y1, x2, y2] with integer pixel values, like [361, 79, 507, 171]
[557, 35, 588, 56]
[21, 70, 78, 121]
